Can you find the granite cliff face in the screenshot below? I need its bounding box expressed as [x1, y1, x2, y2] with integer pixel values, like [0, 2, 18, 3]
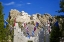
[9, 9, 55, 27]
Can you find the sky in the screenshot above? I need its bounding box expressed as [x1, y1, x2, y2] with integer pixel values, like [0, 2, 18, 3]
[0, 0, 61, 20]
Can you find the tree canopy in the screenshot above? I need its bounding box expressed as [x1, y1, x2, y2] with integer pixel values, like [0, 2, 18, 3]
[58, 0, 64, 13]
[0, 2, 6, 42]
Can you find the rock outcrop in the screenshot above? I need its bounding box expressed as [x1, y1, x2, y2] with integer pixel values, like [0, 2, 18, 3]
[10, 9, 20, 20]
[9, 9, 55, 27]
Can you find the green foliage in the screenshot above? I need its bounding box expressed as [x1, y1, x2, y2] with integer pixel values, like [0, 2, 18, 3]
[0, 13, 14, 42]
[0, 2, 7, 42]
[50, 25, 60, 42]
[8, 20, 14, 42]
[28, 41, 33, 42]
[58, 0, 64, 13]
[18, 22, 23, 30]
[0, 2, 3, 15]
[61, 21, 64, 37]
[50, 15, 64, 42]
[18, 22, 21, 27]
[8, 12, 11, 21]
[62, 22, 64, 31]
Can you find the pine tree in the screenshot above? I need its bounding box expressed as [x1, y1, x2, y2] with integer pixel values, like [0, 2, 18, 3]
[0, 2, 6, 42]
[50, 22, 60, 42]
[58, 0, 64, 13]
[61, 19, 64, 42]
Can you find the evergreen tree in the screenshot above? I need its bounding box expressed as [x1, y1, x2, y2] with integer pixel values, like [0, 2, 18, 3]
[50, 21, 60, 42]
[58, 0, 64, 13]
[61, 19, 64, 41]
[0, 2, 6, 42]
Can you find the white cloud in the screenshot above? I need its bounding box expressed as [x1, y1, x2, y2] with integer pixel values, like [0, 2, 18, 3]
[27, 3, 31, 5]
[4, 2, 23, 7]
[5, 2, 15, 5]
